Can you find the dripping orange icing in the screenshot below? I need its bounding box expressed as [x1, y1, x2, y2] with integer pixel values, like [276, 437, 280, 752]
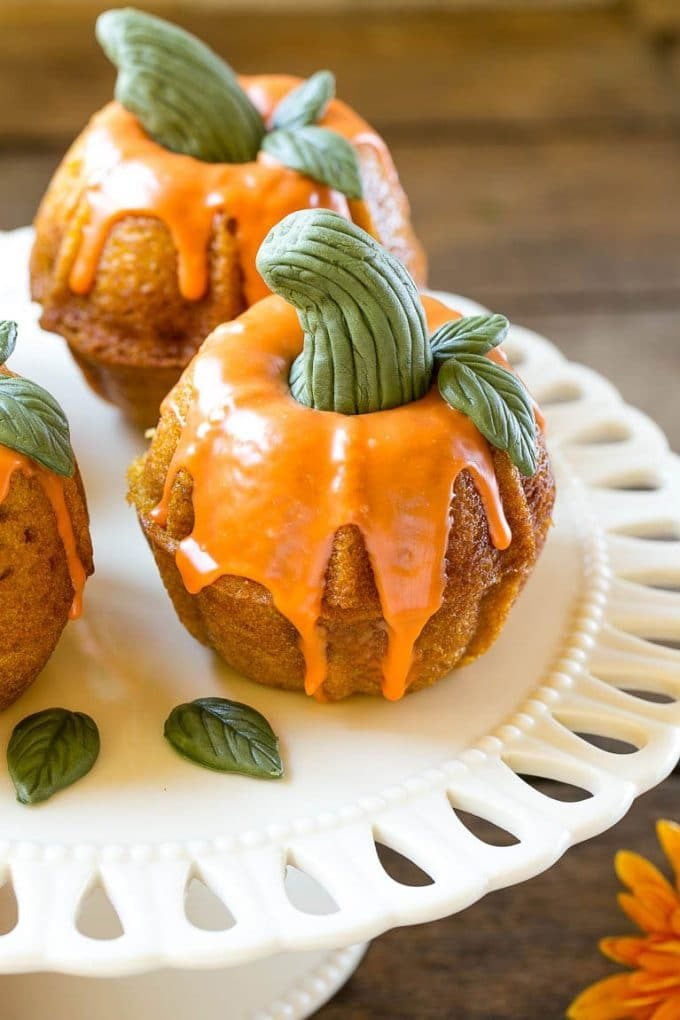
[0, 445, 86, 619]
[151, 295, 515, 701]
[68, 75, 395, 304]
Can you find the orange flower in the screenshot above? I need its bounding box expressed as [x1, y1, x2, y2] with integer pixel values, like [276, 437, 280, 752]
[568, 821, 680, 1020]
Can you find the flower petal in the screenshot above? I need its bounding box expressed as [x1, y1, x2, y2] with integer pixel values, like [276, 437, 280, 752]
[617, 852, 675, 899]
[619, 893, 675, 935]
[642, 887, 678, 922]
[637, 946, 680, 975]
[657, 822, 680, 889]
[630, 970, 680, 995]
[651, 993, 680, 1020]
[568, 973, 657, 1020]
[601, 937, 648, 967]
[654, 941, 680, 956]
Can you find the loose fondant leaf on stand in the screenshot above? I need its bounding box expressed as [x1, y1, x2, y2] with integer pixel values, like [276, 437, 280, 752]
[438, 354, 538, 476]
[97, 7, 265, 163]
[272, 70, 335, 130]
[0, 320, 17, 365]
[164, 698, 284, 779]
[262, 126, 363, 200]
[0, 377, 75, 477]
[257, 209, 431, 413]
[8, 709, 100, 805]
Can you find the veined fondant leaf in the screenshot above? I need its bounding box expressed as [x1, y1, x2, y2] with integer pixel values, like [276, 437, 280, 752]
[164, 698, 283, 779]
[0, 377, 75, 477]
[256, 209, 431, 414]
[8, 709, 100, 805]
[262, 126, 363, 200]
[272, 70, 335, 130]
[430, 313, 509, 362]
[97, 8, 265, 163]
[438, 353, 538, 476]
[0, 320, 17, 366]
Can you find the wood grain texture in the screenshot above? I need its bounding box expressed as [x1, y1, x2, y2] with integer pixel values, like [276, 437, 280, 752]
[0, 6, 678, 140]
[401, 136, 680, 308]
[0, 4, 679, 1017]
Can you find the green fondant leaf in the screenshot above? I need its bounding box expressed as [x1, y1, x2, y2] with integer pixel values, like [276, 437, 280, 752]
[8, 709, 100, 805]
[430, 314, 509, 363]
[256, 209, 432, 414]
[438, 353, 537, 476]
[0, 377, 75, 477]
[272, 70, 336, 130]
[96, 8, 265, 163]
[0, 321, 17, 366]
[164, 698, 283, 779]
[262, 126, 362, 200]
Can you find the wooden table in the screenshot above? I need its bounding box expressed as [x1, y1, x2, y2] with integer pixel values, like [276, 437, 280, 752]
[1, 4, 679, 1016]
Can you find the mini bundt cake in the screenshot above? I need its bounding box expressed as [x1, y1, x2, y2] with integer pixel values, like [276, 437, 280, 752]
[129, 210, 554, 702]
[30, 8, 426, 428]
[0, 321, 93, 708]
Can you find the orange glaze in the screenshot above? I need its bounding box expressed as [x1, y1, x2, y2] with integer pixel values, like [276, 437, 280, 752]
[0, 445, 86, 619]
[68, 75, 394, 304]
[151, 295, 514, 701]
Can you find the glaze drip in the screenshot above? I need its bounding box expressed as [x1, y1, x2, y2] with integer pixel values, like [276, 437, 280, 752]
[67, 76, 403, 305]
[151, 295, 512, 700]
[0, 445, 86, 619]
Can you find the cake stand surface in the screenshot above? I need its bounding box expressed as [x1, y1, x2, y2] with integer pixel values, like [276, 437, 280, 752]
[2, 228, 680, 1018]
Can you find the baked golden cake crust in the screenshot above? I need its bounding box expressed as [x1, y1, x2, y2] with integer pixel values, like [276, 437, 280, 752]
[0, 465, 93, 709]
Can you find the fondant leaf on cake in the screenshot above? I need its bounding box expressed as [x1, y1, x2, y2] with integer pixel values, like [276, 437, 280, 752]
[262, 126, 363, 200]
[430, 313, 509, 362]
[164, 698, 284, 779]
[0, 376, 75, 477]
[0, 320, 17, 366]
[272, 70, 336, 130]
[96, 11, 364, 198]
[438, 354, 538, 476]
[257, 210, 537, 474]
[257, 209, 431, 413]
[8, 709, 100, 805]
[96, 8, 265, 163]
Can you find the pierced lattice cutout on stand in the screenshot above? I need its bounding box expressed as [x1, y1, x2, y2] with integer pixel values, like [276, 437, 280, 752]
[0, 880, 18, 937]
[374, 843, 434, 888]
[535, 381, 584, 407]
[612, 523, 680, 541]
[506, 771, 594, 804]
[567, 732, 639, 755]
[499, 340, 526, 368]
[621, 689, 676, 704]
[600, 477, 664, 493]
[284, 864, 339, 916]
[447, 807, 519, 848]
[184, 873, 236, 932]
[76, 880, 124, 941]
[572, 422, 633, 446]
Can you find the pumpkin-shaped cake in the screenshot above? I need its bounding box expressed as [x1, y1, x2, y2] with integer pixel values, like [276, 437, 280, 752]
[129, 210, 554, 702]
[30, 8, 425, 428]
[0, 322, 93, 708]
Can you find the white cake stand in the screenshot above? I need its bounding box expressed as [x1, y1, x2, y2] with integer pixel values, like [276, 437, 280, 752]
[1, 228, 680, 1019]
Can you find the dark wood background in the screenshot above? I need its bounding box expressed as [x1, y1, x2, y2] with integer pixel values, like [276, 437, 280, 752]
[1, 2, 679, 1016]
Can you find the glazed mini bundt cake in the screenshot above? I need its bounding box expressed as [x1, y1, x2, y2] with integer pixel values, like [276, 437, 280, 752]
[30, 8, 426, 428]
[0, 321, 93, 708]
[129, 210, 554, 702]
